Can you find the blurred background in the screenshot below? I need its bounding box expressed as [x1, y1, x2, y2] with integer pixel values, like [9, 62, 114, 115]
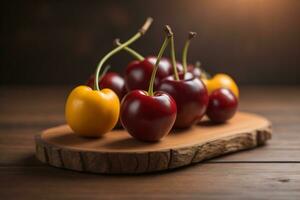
[1, 0, 300, 86]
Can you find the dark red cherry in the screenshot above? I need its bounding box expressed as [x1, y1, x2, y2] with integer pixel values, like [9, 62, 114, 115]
[158, 72, 209, 128]
[86, 72, 127, 100]
[120, 90, 177, 142]
[121, 26, 178, 141]
[86, 75, 96, 89]
[99, 72, 127, 100]
[206, 88, 238, 123]
[187, 65, 201, 77]
[148, 57, 184, 75]
[124, 56, 183, 91]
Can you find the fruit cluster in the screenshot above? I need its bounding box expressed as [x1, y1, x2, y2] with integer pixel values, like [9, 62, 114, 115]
[65, 18, 239, 142]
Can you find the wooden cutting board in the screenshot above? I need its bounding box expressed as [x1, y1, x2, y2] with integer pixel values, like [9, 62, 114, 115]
[35, 112, 272, 174]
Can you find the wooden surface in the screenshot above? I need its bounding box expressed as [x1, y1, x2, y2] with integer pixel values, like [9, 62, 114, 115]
[35, 112, 271, 174]
[0, 86, 300, 199]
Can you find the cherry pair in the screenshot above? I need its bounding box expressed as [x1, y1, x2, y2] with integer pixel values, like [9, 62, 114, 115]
[121, 26, 209, 142]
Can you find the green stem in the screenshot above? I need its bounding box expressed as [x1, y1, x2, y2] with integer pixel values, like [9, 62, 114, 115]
[94, 17, 153, 91]
[148, 37, 170, 96]
[182, 42, 190, 74]
[94, 65, 111, 89]
[114, 39, 144, 61]
[194, 61, 201, 69]
[165, 25, 179, 81]
[99, 65, 110, 80]
[182, 32, 196, 74]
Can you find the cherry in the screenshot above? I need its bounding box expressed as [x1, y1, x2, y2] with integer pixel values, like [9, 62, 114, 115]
[157, 28, 209, 128]
[85, 17, 153, 129]
[187, 61, 203, 77]
[86, 68, 127, 129]
[98, 72, 128, 128]
[206, 88, 238, 123]
[121, 27, 177, 142]
[181, 33, 204, 78]
[99, 72, 127, 100]
[187, 65, 201, 77]
[121, 90, 176, 141]
[85, 16, 154, 99]
[86, 75, 95, 88]
[124, 56, 174, 91]
[86, 65, 110, 89]
[86, 67, 127, 100]
[158, 72, 208, 128]
[114, 39, 183, 91]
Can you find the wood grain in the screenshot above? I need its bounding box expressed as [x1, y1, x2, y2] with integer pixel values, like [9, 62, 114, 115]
[0, 164, 299, 200]
[35, 112, 271, 174]
[0, 86, 300, 199]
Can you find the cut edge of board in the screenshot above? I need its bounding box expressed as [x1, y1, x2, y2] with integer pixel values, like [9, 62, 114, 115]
[35, 113, 272, 174]
[35, 127, 271, 174]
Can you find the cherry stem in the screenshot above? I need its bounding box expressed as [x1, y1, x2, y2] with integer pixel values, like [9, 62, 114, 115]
[99, 65, 110, 80]
[182, 32, 196, 74]
[94, 65, 111, 89]
[114, 39, 144, 61]
[148, 28, 172, 96]
[94, 17, 153, 91]
[195, 61, 201, 69]
[166, 25, 179, 81]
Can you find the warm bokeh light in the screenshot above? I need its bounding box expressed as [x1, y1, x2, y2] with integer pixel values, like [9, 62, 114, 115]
[1, 0, 300, 85]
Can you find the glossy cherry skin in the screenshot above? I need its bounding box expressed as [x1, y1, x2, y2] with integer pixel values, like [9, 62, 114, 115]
[86, 72, 127, 129]
[206, 88, 238, 123]
[120, 90, 177, 142]
[158, 72, 209, 128]
[86, 72, 127, 100]
[125, 56, 183, 91]
[187, 65, 201, 77]
[86, 75, 96, 88]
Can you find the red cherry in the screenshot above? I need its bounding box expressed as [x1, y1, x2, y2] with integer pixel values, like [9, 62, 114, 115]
[157, 28, 208, 128]
[187, 65, 201, 77]
[85, 17, 154, 130]
[88, 17, 154, 95]
[121, 90, 177, 142]
[86, 75, 96, 89]
[206, 88, 238, 123]
[115, 36, 182, 92]
[121, 27, 178, 141]
[99, 72, 127, 100]
[86, 72, 127, 100]
[124, 56, 184, 92]
[158, 72, 209, 128]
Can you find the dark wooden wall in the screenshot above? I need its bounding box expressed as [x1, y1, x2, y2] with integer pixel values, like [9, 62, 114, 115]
[1, 0, 300, 85]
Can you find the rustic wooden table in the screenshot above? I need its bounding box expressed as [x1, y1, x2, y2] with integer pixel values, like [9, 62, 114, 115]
[0, 86, 299, 200]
